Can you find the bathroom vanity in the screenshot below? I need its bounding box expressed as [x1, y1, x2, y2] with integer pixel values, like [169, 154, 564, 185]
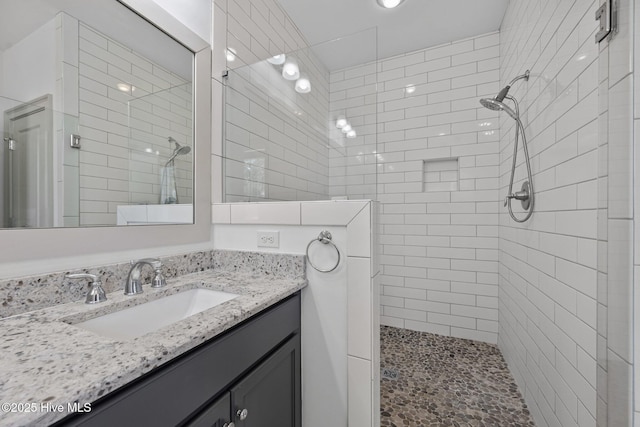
[57, 293, 301, 427]
[0, 262, 306, 427]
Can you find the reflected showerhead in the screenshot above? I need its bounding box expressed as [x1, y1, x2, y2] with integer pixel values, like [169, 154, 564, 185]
[479, 97, 518, 120]
[165, 137, 192, 165]
[174, 145, 191, 156]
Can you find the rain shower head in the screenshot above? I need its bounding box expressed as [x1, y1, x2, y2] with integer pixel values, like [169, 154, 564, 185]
[479, 97, 518, 120]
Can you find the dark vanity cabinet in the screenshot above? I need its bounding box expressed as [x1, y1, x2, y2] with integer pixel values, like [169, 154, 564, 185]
[55, 293, 301, 427]
[188, 337, 300, 427]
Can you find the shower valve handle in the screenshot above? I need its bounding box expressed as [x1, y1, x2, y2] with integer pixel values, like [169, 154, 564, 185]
[504, 190, 529, 207]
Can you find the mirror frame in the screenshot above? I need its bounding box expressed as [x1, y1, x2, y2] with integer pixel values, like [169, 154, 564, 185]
[0, 0, 212, 264]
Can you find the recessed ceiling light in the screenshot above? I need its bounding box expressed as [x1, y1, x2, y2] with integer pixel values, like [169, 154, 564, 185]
[377, 0, 405, 9]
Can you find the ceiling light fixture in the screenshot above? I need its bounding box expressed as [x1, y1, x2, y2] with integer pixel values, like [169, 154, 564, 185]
[295, 75, 311, 94]
[282, 58, 300, 80]
[377, 0, 405, 9]
[268, 54, 286, 65]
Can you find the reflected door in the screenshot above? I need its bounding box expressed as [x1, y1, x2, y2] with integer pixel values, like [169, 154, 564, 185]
[3, 95, 53, 228]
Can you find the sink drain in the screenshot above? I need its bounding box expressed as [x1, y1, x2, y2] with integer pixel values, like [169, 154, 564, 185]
[381, 368, 399, 380]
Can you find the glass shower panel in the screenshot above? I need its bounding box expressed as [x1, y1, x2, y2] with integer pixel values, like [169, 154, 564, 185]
[223, 28, 377, 203]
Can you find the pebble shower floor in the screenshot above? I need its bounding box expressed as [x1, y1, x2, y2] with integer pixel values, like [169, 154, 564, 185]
[380, 326, 535, 427]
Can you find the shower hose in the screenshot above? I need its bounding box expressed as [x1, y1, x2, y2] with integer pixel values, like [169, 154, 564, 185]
[504, 95, 534, 223]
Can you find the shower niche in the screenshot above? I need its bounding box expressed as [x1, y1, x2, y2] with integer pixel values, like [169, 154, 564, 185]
[423, 158, 459, 192]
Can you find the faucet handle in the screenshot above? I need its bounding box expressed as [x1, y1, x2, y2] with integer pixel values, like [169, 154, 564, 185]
[151, 267, 166, 289]
[135, 258, 166, 288]
[66, 273, 107, 304]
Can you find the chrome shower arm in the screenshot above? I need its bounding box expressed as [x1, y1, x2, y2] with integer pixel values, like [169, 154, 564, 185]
[495, 70, 530, 102]
[507, 70, 530, 87]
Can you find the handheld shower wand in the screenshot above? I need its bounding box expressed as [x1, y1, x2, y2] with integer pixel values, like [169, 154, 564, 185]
[479, 70, 534, 223]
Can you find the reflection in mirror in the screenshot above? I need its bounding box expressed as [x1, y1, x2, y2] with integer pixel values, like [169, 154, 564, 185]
[223, 28, 377, 203]
[0, 0, 194, 229]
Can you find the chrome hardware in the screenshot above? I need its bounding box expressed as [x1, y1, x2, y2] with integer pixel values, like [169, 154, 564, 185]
[125, 258, 166, 295]
[306, 230, 341, 273]
[595, 0, 617, 43]
[481, 87, 534, 223]
[70, 134, 81, 149]
[504, 181, 531, 210]
[237, 408, 249, 421]
[66, 273, 107, 304]
[3, 137, 15, 151]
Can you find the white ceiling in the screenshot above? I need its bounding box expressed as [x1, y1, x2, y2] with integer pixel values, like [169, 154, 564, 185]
[277, 0, 509, 71]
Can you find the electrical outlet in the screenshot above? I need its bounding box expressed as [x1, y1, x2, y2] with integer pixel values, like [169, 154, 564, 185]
[257, 231, 279, 248]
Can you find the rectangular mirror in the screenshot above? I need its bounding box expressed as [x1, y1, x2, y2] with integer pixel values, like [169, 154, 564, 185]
[1, 0, 195, 228]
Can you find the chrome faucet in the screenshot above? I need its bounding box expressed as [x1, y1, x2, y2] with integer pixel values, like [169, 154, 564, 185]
[125, 258, 166, 295]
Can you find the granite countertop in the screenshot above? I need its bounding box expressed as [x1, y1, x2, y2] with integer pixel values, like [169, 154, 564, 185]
[0, 269, 307, 427]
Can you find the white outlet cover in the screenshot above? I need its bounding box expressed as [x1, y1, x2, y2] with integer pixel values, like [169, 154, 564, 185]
[257, 231, 280, 248]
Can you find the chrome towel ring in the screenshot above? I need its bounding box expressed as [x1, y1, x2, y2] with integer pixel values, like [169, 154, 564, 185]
[306, 230, 341, 273]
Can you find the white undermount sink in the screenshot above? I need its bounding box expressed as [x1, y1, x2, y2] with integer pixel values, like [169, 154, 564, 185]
[72, 288, 239, 340]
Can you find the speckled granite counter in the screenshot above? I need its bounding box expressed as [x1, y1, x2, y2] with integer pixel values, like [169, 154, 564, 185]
[0, 268, 306, 427]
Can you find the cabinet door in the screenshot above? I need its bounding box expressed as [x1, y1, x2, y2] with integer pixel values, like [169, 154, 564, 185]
[231, 336, 301, 427]
[185, 393, 231, 427]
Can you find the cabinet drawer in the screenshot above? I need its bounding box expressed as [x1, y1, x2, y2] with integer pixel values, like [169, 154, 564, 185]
[56, 293, 300, 427]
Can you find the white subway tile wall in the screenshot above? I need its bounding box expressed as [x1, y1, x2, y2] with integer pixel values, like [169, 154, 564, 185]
[499, 1, 599, 426]
[329, 32, 501, 344]
[75, 22, 193, 226]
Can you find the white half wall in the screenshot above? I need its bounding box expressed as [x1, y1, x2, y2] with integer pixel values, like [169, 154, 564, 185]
[212, 199, 380, 427]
